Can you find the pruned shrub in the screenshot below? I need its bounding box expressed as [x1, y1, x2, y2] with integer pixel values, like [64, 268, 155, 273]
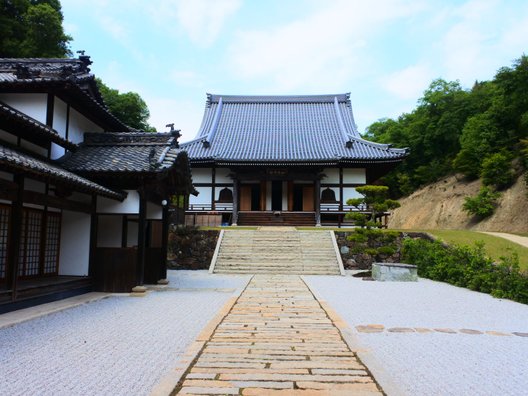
[402, 237, 528, 304]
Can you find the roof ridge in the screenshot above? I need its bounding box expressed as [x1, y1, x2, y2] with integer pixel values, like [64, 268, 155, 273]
[206, 93, 351, 105]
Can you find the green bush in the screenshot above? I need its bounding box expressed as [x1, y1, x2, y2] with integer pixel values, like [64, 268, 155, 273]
[376, 245, 397, 256]
[462, 187, 501, 218]
[347, 212, 368, 227]
[480, 152, 515, 190]
[402, 238, 528, 304]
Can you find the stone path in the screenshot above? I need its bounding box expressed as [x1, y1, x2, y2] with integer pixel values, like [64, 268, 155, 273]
[174, 275, 382, 395]
[481, 231, 528, 248]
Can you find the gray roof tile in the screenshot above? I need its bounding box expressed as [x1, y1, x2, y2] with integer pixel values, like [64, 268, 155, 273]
[182, 93, 407, 164]
[62, 131, 184, 173]
[0, 144, 125, 200]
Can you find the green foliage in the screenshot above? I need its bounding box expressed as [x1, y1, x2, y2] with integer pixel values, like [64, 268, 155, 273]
[480, 151, 515, 190]
[402, 238, 528, 304]
[462, 187, 501, 219]
[0, 0, 71, 57]
[366, 56, 528, 197]
[376, 245, 397, 256]
[97, 79, 155, 131]
[346, 198, 363, 208]
[347, 212, 367, 228]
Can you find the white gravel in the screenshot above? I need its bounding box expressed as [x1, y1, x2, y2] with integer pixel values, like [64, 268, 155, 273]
[0, 270, 250, 396]
[304, 275, 528, 396]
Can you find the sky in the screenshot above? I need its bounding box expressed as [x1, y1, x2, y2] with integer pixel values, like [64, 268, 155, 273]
[61, 0, 528, 142]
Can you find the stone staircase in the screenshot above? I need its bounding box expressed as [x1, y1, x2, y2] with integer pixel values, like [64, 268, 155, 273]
[211, 227, 343, 275]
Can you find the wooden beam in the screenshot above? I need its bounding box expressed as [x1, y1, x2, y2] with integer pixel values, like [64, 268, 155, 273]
[159, 205, 169, 281]
[136, 189, 147, 286]
[23, 190, 91, 213]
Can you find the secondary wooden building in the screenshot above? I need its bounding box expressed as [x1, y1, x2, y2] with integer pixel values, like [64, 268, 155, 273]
[181, 94, 407, 226]
[0, 57, 193, 312]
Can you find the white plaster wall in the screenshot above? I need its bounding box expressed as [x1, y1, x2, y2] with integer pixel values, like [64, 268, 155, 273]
[0, 93, 47, 123]
[322, 168, 339, 183]
[343, 187, 363, 203]
[215, 168, 232, 183]
[147, 202, 162, 220]
[97, 190, 139, 214]
[59, 210, 90, 276]
[189, 186, 212, 205]
[50, 143, 66, 160]
[52, 97, 68, 137]
[68, 107, 104, 144]
[0, 129, 17, 145]
[343, 168, 366, 184]
[21, 139, 48, 157]
[97, 215, 122, 247]
[24, 178, 46, 193]
[192, 168, 212, 183]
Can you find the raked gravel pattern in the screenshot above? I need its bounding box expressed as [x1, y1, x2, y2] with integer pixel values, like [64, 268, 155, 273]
[304, 275, 528, 396]
[0, 271, 250, 396]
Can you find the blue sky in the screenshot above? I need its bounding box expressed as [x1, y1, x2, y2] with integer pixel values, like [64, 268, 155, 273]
[62, 0, 528, 142]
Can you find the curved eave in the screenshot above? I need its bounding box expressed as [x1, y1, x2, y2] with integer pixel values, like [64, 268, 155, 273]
[0, 101, 77, 151]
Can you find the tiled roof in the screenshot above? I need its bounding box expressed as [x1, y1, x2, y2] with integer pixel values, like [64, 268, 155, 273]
[0, 144, 125, 200]
[181, 93, 408, 164]
[0, 100, 76, 150]
[61, 131, 185, 173]
[0, 57, 130, 131]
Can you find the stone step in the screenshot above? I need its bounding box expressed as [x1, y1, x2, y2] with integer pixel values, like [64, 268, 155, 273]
[213, 229, 342, 275]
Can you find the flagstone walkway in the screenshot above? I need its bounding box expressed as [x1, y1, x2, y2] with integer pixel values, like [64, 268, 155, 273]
[174, 275, 382, 395]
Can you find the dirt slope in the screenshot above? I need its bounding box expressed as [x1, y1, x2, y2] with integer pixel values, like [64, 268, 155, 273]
[388, 174, 528, 233]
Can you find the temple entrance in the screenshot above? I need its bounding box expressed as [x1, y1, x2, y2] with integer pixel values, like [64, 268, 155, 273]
[240, 184, 261, 211]
[271, 181, 282, 210]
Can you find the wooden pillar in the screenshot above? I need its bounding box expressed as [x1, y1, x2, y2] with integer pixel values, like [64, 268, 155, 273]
[159, 204, 170, 282]
[7, 175, 24, 300]
[339, 167, 344, 211]
[314, 179, 321, 227]
[136, 189, 147, 286]
[260, 180, 267, 211]
[287, 181, 294, 211]
[211, 167, 216, 210]
[88, 195, 98, 278]
[232, 180, 239, 226]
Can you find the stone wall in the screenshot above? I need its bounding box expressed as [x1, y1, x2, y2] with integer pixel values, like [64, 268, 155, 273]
[335, 231, 433, 270]
[167, 227, 220, 270]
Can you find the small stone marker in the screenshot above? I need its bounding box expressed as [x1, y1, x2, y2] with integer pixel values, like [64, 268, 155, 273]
[459, 329, 483, 335]
[372, 263, 418, 282]
[434, 328, 457, 334]
[340, 246, 350, 254]
[388, 327, 415, 333]
[513, 332, 528, 337]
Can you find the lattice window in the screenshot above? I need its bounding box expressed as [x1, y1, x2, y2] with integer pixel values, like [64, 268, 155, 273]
[19, 210, 43, 277]
[43, 213, 61, 275]
[0, 205, 10, 281]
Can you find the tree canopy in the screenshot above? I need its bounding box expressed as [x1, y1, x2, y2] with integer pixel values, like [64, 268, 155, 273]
[365, 55, 528, 197]
[0, 0, 72, 57]
[96, 79, 156, 131]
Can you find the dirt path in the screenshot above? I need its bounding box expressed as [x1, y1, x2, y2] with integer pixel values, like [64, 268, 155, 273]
[480, 232, 528, 248]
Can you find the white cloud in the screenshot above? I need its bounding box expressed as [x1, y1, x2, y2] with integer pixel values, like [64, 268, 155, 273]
[143, 96, 204, 140]
[148, 0, 242, 46]
[381, 64, 434, 100]
[227, 0, 424, 92]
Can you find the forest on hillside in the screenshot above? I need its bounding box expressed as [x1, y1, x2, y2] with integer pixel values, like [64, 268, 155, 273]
[366, 56, 528, 199]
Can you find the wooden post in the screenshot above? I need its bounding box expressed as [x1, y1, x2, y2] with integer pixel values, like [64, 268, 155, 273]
[7, 175, 24, 301]
[159, 204, 169, 282]
[315, 179, 321, 226]
[339, 167, 343, 211]
[232, 180, 239, 226]
[211, 166, 216, 210]
[136, 189, 147, 286]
